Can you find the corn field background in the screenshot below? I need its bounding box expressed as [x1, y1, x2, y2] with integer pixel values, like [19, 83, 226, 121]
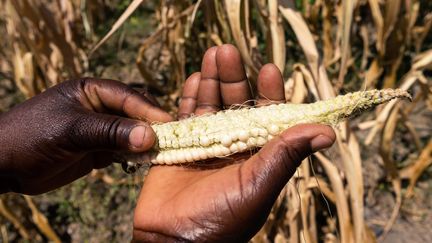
[0, 0, 431, 242]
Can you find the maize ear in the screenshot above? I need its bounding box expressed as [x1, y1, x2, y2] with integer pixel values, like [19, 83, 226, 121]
[124, 88, 410, 168]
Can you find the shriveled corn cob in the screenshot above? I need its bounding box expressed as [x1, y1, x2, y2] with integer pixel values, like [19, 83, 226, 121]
[124, 89, 410, 168]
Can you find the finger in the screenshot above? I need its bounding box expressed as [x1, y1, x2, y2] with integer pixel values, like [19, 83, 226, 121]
[256, 63, 286, 106]
[78, 78, 172, 123]
[133, 87, 161, 108]
[178, 72, 201, 119]
[196, 47, 221, 115]
[243, 124, 335, 201]
[216, 44, 252, 108]
[71, 112, 156, 153]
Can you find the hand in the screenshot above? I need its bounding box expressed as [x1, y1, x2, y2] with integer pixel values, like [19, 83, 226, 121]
[132, 44, 336, 242]
[0, 78, 172, 194]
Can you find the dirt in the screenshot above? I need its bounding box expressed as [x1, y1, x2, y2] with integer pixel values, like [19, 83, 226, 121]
[365, 182, 432, 243]
[360, 100, 432, 242]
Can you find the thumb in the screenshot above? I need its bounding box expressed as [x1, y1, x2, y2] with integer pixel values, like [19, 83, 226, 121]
[244, 124, 336, 196]
[70, 112, 155, 152]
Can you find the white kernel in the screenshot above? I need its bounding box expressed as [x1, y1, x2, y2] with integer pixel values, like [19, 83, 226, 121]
[213, 146, 224, 156]
[185, 150, 193, 163]
[250, 128, 260, 137]
[166, 152, 174, 165]
[237, 141, 248, 151]
[178, 137, 185, 146]
[176, 150, 186, 163]
[206, 147, 215, 157]
[187, 137, 194, 147]
[267, 135, 274, 141]
[158, 153, 167, 164]
[177, 137, 182, 147]
[221, 146, 231, 156]
[258, 128, 268, 137]
[229, 143, 239, 153]
[158, 138, 166, 148]
[171, 139, 179, 149]
[247, 137, 257, 147]
[268, 124, 279, 135]
[192, 136, 200, 146]
[257, 137, 267, 146]
[259, 117, 269, 126]
[199, 135, 211, 146]
[230, 132, 238, 141]
[198, 148, 208, 160]
[191, 149, 201, 161]
[220, 134, 232, 147]
[268, 104, 277, 109]
[165, 139, 172, 148]
[237, 130, 249, 142]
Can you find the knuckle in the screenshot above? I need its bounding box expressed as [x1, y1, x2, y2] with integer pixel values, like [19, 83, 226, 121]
[276, 135, 308, 167]
[69, 114, 123, 150]
[104, 117, 123, 148]
[121, 91, 137, 112]
[76, 77, 95, 91]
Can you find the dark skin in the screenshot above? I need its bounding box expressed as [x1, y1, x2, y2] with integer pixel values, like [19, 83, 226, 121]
[0, 78, 172, 194]
[0, 44, 335, 241]
[133, 45, 335, 242]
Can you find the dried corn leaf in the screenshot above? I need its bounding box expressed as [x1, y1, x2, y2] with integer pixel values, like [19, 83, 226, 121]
[91, 0, 144, 54]
[278, 5, 335, 99]
[368, 0, 384, 53]
[378, 103, 403, 241]
[0, 197, 30, 240]
[401, 139, 432, 198]
[306, 177, 336, 204]
[337, 0, 355, 84]
[23, 196, 60, 243]
[284, 67, 308, 103]
[412, 49, 432, 71]
[322, 1, 334, 66]
[365, 72, 418, 145]
[316, 152, 354, 243]
[225, 0, 259, 77]
[268, 0, 286, 73]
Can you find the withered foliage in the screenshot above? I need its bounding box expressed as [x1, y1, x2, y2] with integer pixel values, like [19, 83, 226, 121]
[0, 0, 431, 242]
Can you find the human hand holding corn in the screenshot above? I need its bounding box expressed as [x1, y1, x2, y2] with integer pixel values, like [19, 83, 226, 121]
[0, 43, 409, 241]
[0, 78, 172, 194]
[131, 44, 337, 242]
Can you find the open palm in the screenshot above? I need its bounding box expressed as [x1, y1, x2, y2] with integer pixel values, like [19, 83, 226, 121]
[132, 45, 335, 242]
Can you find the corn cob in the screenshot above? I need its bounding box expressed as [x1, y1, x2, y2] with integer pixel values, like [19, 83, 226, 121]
[124, 89, 410, 169]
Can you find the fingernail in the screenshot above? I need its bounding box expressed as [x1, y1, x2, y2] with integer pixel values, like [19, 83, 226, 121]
[310, 135, 334, 152]
[129, 126, 147, 148]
